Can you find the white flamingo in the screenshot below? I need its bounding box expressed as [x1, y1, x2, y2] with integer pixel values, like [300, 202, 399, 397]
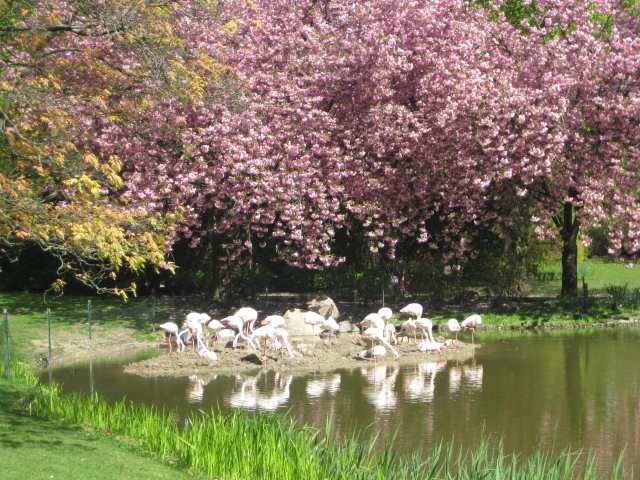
[415, 317, 435, 342]
[400, 303, 423, 320]
[186, 312, 211, 325]
[359, 344, 387, 361]
[271, 328, 295, 358]
[377, 307, 394, 341]
[361, 327, 399, 360]
[447, 318, 461, 344]
[235, 307, 259, 335]
[319, 317, 340, 346]
[401, 303, 434, 341]
[159, 322, 185, 352]
[198, 346, 218, 361]
[261, 315, 286, 329]
[400, 319, 418, 343]
[384, 323, 398, 345]
[249, 324, 278, 358]
[361, 313, 385, 329]
[183, 318, 206, 351]
[461, 314, 482, 344]
[304, 311, 327, 337]
[222, 315, 256, 350]
[417, 340, 446, 354]
[206, 319, 226, 344]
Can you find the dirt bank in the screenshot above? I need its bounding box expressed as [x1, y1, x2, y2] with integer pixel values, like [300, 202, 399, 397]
[122, 333, 478, 377]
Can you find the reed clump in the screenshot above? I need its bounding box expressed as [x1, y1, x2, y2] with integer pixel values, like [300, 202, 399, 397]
[3, 361, 630, 480]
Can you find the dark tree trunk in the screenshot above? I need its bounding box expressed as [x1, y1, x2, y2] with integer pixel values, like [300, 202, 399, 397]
[557, 200, 580, 298]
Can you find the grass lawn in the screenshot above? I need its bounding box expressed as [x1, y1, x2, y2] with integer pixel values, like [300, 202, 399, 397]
[0, 378, 193, 480]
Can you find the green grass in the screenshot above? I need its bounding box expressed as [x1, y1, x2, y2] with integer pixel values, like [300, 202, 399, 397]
[535, 258, 640, 297]
[1, 361, 631, 480]
[0, 368, 189, 480]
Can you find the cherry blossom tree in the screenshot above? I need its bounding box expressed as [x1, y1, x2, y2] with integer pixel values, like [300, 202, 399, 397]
[4, 0, 640, 298]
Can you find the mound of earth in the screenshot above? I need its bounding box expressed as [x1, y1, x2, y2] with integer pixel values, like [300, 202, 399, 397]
[122, 333, 478, 377]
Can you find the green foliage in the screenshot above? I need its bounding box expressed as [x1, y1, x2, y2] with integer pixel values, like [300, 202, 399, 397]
[605, 284, 640, 312]
[407, 256, 462, 302]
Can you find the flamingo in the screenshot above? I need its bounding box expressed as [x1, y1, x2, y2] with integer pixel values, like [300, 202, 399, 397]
[384, 323, 398, 345]
[417, 340, 446, 354]
[415, 317, 435, 342]
[261, 315, 286, 329]
[304, 311, 326, 337]
[249, 324, 278, 358]
[447, 318, 461, 344]
[198, 346, 218, 361]
[271, 327, 296, 358]
[377, 307, 394, 341]
[361, 327, 399, 360]
[359, 345, 387, 362]
[400, 303, 423, 321]
[361, 313, 385, 329]
[159, 322, 185, 352]
[221, 315, 256, 350]
[186, 312, 211, 326]
[319, 317, 340, 347]
[400, 319, 417, 343]
[234, 307, 259, 336]
[400, 303, 434, 341]
[183, 318, 206, 351]
[206, 319, 226, 344]
[461, 314, 482, 344]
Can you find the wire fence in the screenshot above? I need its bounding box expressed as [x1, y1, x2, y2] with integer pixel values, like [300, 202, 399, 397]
[2, 288, 361, 377]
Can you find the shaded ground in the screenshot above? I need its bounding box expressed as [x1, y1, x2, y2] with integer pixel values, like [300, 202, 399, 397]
[122, 333, 479, 377]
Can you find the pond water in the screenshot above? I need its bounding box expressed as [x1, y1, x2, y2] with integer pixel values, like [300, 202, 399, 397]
[43, 327, 640, 476]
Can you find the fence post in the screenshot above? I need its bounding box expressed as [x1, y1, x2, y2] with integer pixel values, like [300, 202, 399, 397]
[264, 288, 269, 313]
[151, 289, 156, 333]
[88, 300, 92, 349]
[4, 309, 12, 379]
[47, 308, 52, 365]
[582, 278, 589, 312]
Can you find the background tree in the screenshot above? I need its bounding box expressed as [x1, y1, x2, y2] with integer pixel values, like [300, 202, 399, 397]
[4, 0, 640, 300]
[0, 0, 230, 295]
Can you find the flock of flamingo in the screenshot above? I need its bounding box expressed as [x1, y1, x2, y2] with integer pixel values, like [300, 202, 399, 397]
[159, 303, 482, 363]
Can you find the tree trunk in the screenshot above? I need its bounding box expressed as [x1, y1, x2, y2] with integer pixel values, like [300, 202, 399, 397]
[559, 200, 580, 298]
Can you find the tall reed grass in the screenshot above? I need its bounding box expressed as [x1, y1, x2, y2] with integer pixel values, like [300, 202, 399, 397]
[2, 361, 631, 480]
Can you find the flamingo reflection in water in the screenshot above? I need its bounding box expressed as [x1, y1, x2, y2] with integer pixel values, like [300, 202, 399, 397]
[403, 361, 447, 403]
[449, 361, 484, 394]
[360, 364, 399, 411]
[186, 373, 218, 404]
[305, 373, 342, 399]
[187, 375, 205, 403]
[228, 372, 293, 412]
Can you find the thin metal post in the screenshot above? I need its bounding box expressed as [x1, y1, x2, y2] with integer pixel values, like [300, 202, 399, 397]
[4, 309, 12, 379]
[47, 308, 52, 365]
[151, 289, 156, 333]
[88, 300, 92, 349]
[382, 282, 385, 308]
[265, 288, 269, 313]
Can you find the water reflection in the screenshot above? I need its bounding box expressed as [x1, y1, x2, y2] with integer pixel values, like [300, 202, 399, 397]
[186, 375, 206, 403]
[449, 361, 484, 394]
[306, 373, 342, 399]
[403, 361, 447, 402]
[41, 328, 640, 477]
[227, 371, 293, 411]
[361, 364, 399, 411]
